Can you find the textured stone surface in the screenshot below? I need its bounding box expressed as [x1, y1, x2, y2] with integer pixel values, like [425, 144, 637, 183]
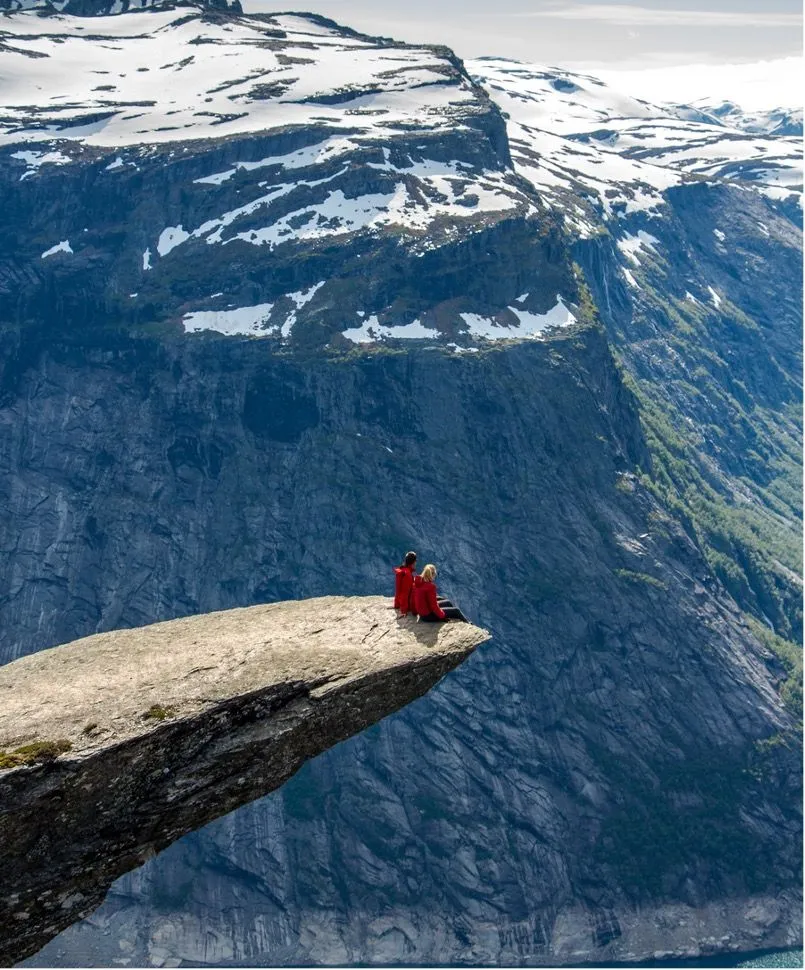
[0, 597, 488, 966]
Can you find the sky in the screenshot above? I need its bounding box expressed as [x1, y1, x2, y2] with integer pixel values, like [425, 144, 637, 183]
[243, 0, 804, 107]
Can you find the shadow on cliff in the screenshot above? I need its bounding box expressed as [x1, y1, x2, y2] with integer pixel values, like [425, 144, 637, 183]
[394, 613, 466, 648]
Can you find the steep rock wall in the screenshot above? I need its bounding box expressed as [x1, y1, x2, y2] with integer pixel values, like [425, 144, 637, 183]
[2, 326, 799, 966]
[574, 183, 803, 643]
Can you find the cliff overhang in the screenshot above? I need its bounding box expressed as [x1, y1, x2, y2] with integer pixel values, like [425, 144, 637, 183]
[0, 596, 489, 966]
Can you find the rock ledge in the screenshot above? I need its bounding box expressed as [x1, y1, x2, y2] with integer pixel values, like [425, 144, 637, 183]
[0, 596, 488, 966]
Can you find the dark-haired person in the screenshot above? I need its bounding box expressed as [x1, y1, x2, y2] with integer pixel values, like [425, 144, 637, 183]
[394, 551, 417, 615]
[413, 564, 467, 622]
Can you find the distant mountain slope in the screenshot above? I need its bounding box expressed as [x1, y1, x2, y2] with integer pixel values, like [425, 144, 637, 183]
[681, 100, 803, 138]
[470, 59, 802, 234]
[471, 57, 802, 657]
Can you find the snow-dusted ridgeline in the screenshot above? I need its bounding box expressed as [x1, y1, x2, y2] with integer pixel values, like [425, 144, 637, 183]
[469, 59, 802, 234]
[1, 5, 800, 347]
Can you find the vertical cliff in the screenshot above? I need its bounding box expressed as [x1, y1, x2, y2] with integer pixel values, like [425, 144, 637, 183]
[3, 325, 799, 966]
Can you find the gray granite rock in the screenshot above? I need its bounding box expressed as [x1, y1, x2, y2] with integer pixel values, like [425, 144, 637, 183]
[0, 597, 488, 966]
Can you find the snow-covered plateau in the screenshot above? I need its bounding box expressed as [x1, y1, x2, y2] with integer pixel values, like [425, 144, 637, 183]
[470, 58, 802, 234]
[1, 0, 800, 343]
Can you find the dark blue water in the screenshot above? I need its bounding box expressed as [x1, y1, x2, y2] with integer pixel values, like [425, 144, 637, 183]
[730, 951, 802, 968]
[580, 947, 802, 968]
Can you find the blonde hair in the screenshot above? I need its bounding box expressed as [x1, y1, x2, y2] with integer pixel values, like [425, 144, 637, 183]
[421, 564, 437, 582]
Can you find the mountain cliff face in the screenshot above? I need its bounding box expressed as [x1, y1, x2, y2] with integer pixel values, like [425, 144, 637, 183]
[9, 314, 801, 968]
[471, 58, 802, 671]
[0, 4, 571, 352]
[1, 4, 801, 966]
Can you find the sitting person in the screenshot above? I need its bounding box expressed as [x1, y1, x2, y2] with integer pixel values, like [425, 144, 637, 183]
[412, 564, 467, 622]
[393, 551, 417, 615]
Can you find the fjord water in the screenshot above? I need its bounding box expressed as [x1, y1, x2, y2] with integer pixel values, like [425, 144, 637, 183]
[735, 951, 803, 968]
[649, 948, 804, 967]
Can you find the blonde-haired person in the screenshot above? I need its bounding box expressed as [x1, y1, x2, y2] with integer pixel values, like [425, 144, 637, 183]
[412, 564, 467, 622]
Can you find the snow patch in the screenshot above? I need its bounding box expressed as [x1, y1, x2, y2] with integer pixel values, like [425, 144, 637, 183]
[617, 230, 660, 266]
[210, 174, 526, 250]
[183, 302, 274, 336]
[105, 156, 124, 171]
[342, 316, 440, 343]
[623, 268, 639, 288]
[182, 285, 325, 339]
[508, 298, 576, 336]
[713, 228, 726, 241]
[194, 169, 236, 186]
[11, 149, 71, 180]
[41, 239, 72, 259]
[142, 248, 152, 271]
[157, 226, 190, 257]
[461, 296, 576, 340]
[280, 282, 326, 338]
[288, 282, 325, 310]
[707, 285, 723, 308]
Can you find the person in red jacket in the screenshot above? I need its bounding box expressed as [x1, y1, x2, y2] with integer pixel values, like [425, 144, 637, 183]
[413, 564, 467, 622]
[394, 551, 417, 614]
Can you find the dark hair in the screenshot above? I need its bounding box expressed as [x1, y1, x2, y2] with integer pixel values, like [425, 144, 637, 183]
[402, 551, 417, 568]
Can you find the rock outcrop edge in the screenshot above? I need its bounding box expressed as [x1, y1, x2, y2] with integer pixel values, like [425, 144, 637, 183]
[0, 596, 489, 965]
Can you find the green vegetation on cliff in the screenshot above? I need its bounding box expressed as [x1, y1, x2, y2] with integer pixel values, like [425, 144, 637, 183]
[580, 204, 802, 720]
[0, 739, 72, 769]
[613, 331, 802, 715]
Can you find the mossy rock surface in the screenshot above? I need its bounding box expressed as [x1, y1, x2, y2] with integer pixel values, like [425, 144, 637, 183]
[0, 740, 72, 770]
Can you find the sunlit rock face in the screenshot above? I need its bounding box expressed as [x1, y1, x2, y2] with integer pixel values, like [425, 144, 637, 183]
[0, 596, 488, 965]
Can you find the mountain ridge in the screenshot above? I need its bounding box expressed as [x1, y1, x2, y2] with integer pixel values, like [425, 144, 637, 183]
[1, 7, 801, 966]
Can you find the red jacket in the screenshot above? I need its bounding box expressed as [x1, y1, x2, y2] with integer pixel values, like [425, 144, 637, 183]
[412, 578, 445, 619]
[394, 565, 415, 613]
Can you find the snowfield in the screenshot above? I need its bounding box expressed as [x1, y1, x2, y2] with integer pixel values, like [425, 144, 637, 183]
[0, 10, 482, 148]
[339, 296, 576, 344]
[469, 59, 802, 233]
[1, 4, 799, 345]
